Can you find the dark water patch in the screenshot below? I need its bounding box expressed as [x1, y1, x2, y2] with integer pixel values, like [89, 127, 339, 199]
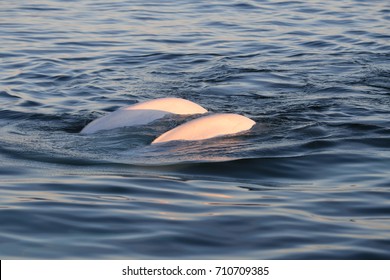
[17, 5, 65, 12]
[300, 40, 338, 49]
[0, 91, 20, 100]
[56, 41, 126, 47]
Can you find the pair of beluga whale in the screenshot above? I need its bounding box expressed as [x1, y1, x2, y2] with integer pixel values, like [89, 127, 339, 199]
[80, 97, 255, 144]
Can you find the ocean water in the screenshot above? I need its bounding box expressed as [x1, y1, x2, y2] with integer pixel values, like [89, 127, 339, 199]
[1, 0, 389, 259]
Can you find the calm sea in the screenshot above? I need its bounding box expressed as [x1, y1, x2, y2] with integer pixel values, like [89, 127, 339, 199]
[1, 0, 389, 259]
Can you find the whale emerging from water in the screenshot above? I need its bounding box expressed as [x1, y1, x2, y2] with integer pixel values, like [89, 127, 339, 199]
[152, 113, 256, 144]
[80, 97, 207, 134]
[81, 97, 256, 144]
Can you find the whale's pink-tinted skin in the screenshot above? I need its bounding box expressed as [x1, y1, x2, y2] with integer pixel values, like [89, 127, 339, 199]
[152, 113, 256, 144]
[80, 98, 207, 134]
[125, 98, 207, 114]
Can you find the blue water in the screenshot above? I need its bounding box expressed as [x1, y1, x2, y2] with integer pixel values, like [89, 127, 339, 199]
[1, 0, 390, 259]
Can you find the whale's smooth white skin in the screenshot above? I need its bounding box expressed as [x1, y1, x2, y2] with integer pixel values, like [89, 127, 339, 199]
[126, 98, 207, 114]
[152, 113, 256, 144]
[80, 97, 207, 134]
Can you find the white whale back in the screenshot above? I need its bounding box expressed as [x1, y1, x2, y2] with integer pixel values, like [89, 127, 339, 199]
[152, 113, 255, 144]
[126, 97, 207, 114]
[81, 97, 207, 134]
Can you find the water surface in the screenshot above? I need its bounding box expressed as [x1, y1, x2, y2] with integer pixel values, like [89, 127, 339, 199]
[1, 0, 390, 259]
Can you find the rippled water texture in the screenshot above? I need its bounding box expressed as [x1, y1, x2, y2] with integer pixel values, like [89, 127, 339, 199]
[1, 0, 390, 259]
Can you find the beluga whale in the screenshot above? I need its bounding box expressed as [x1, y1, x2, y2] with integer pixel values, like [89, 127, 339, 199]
[80, 97, 207, 134]
[152, 113, 255, 144]
[80, 97, 255, 144]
